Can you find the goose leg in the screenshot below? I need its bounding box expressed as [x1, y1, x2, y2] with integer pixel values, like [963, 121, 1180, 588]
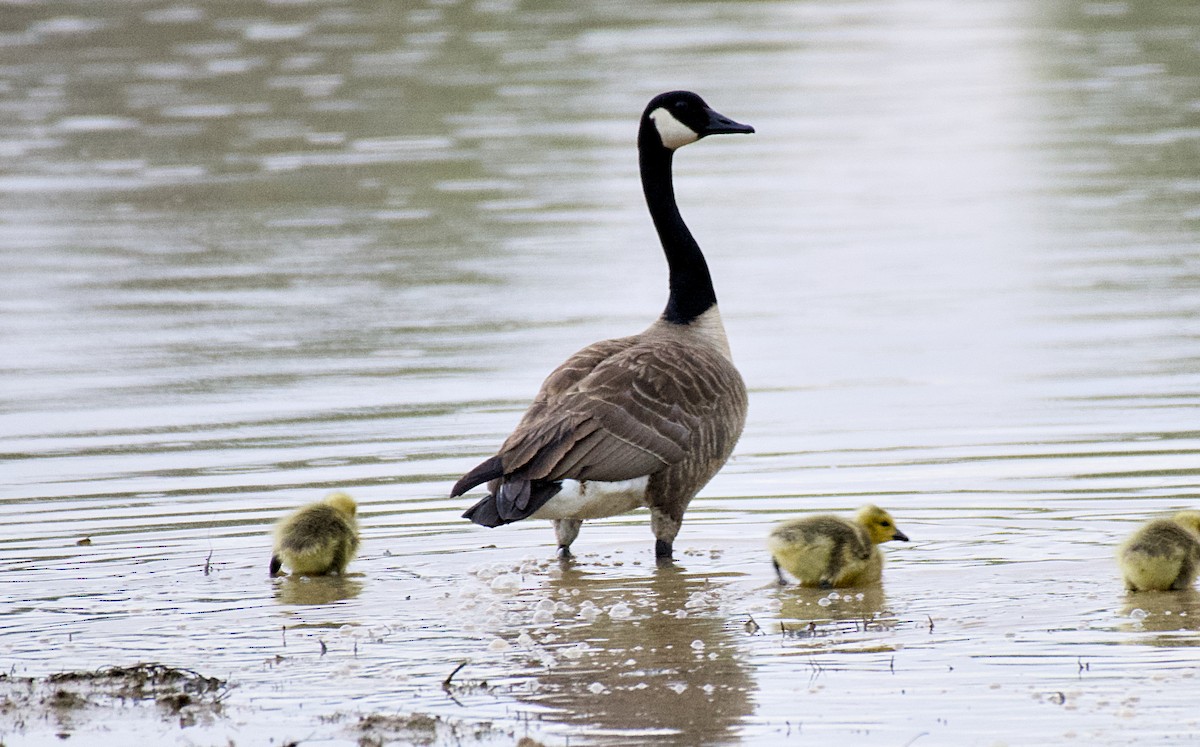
[651, 508, 681, 560]
[773, 558, 787, 586]
[554, 519, 582, 558]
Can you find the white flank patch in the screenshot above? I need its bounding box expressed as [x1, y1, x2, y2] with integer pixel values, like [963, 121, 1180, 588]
[530, 476, 650, 521]
[649, 107, 699, 150]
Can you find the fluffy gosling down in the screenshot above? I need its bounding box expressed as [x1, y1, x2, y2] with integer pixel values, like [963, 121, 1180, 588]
[768, 505, 909, 588]
[1118, 511, 1200, 592]
[269, 492, 360, 577]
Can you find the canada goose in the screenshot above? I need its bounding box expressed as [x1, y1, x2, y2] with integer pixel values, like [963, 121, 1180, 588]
[269, 491, 360, 576]
[452, 91, 753, 559]
[1119, 511, 1200, 592]
[768, 505, 909, 588]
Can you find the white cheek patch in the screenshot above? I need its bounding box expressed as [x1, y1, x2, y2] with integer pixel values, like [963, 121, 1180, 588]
[649, 107, 700, 150]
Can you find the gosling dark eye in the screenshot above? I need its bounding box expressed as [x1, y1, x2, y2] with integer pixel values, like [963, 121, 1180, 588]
[881, 521, 891, 527]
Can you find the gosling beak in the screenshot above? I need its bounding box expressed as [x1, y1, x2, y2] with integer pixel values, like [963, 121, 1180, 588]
[893, 530, 910, 542]
[701, 107, 754, 137]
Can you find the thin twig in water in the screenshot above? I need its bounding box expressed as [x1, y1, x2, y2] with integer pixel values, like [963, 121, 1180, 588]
[927, 615, 935, 633]
[902, 732, 930, 747]
[204, 549, 213, 576]
[807, 656, 824, 685]
[442, 661, 468, 690]
[319, 640, 327, 656]
[212, 682, 239, 705]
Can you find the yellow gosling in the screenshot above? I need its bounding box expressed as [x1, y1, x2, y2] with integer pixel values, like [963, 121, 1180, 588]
[768, 504, 909, 588]
[269, 492, 360, 577]
[1119, 511, 1200, 592]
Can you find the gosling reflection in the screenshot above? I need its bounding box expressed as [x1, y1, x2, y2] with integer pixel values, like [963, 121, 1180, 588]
[776, 584, 894, 637]
[273, 574, 364, 606]
[1120, 589, 1200, 637]
[510, 563, 754, 747]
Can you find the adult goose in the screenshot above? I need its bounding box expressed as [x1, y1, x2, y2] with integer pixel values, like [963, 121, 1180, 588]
[452, 91, 753, 559]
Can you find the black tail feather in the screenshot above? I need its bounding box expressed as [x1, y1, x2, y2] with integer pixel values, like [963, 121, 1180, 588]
[451, 455, 504, 497]
[462, 495, 507, 527]
[461, 480, 563, 528]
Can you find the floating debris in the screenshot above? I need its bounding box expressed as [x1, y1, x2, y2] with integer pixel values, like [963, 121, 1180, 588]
[577, 601, 601, 621]
[489, 573, 521, 592]
[561, 642, 589, 660]
[608, 602, 633, 619]
[355, 711, 518, 745]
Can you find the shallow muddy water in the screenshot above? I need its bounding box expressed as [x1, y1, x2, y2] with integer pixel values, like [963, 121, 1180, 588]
[2, 0, 1200, 744]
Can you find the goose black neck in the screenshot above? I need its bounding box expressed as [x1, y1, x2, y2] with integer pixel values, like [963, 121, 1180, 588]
[639, 132, 717, 326]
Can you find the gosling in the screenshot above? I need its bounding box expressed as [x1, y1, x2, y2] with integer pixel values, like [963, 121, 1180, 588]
[269, 492, 360, 577]
[1118, 511, 1200, 592]
[768, 504, 909, 588]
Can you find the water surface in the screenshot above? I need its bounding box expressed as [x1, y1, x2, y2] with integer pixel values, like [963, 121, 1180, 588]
[2, 0, 1200, 744]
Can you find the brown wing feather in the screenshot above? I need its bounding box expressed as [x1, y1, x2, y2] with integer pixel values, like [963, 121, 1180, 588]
[516, 337, 640, 419]
[456, 328, 747, 528]
[494, 338, 736, 485]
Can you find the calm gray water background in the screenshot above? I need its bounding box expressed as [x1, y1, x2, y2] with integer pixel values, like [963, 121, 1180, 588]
[2, 0, 1199, 744]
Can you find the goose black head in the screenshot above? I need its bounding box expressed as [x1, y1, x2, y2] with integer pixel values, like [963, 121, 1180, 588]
[642, 90, 755, 151]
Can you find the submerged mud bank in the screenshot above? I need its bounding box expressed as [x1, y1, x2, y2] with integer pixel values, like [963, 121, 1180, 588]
[0, 664, 230, 739]
[0, 662, 536, 746]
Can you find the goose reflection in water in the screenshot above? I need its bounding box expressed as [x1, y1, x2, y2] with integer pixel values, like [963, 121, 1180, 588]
[500, 563, 754, 746]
